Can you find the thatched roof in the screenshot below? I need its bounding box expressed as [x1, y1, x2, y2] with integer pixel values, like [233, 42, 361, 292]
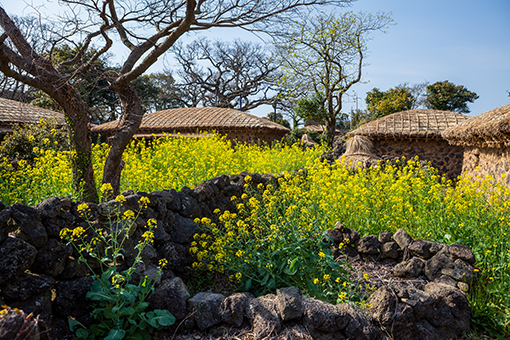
[347, 109, 470, 139]
[91, 107, 290, 136]
[442, 103, 510, 148]
[0, 97, 65, 134]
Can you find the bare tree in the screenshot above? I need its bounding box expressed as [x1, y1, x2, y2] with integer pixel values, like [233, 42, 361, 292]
[0, 0, 353, 201]
[173, 39, 278, 111]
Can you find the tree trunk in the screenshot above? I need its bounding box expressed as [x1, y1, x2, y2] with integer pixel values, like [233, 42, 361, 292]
[102, 82, 143, 195]
[54, 86, 98, 203]
[326, 117, 336, 147]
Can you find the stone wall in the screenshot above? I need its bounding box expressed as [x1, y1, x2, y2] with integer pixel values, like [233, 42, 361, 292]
[0, 172, 477, 340]
[372, 138, 464, 178]
[461, 145, 510, 186]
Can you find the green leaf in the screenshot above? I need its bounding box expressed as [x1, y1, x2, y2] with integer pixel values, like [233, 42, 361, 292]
[244, 278, 252, 291]
[75, 328, 89, 339]
[104, 328, 126, 340]
[117, 306, 135, 317]
[68, 317, 85, 332]
[260, 272, 270, 286]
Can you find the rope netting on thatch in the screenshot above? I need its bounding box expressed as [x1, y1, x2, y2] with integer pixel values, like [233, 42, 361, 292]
[442, 103, 510, 148]
[91, 107, 290, 137]
[347, 109, 470, 140]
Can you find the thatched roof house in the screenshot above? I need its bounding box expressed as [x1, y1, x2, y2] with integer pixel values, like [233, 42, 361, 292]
[91, 107, 290, 144]
[347, 109, 470, 177]
[442, 103, 510, 184]
[0, 97, 66, 139]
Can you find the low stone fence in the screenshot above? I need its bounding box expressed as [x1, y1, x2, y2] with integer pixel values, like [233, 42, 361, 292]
[0, 172, 477, 340]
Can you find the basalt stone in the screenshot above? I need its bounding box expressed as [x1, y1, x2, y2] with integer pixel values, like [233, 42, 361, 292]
[424, 282, 471, 338]
[393, 229, 413, 250]
[303, 298, 349, 333]
[446, 244, 476, 265]
[170, 214, 197, 244]
[180, 192, 200, 219]
[57, 256, 90, 280]
[160, 209, 176, 234]
[153, 220, 171, 242]
[211, 174, 230, 191]
[325, 222, 360, 245]
[9, 203, 47, 249]
[148, 277, 190, 320]
[35, 196, 63, 219]
[337, 303, 381, 340]
[378, 231, 393, 244]
[245, 294, 282, 338]
[441, 259, 476, 283]
[380, 241, 399, 259]
[1, 272, 55, 301]
[31, 238, 72, 277]
[156, 241, 189, 272]
[42, 210, 75, 238]
[220, 292, 254, 327]
[0, 209, 11, 244]
[409, 239, 436, 260]
[276, 286, 303, 321]
[424, 253, 453, 281]
[189, 292, 226, 331]
[9, 291, 52, 322]
[416, 319, 447, 340]
[0, 237, 37, 284]
[356, 235, 380, 255]
[53, 276, 94, 321]
[168, 189, 182, 212]
[394, 257, 424, 278]
[391, 303, 418, 340]
[193, 181, 217, 202]
[222, 184, 242, 198]
[368, 286, 397, 326]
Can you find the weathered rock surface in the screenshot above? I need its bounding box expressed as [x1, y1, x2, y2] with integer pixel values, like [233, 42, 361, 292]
[0, 237, 37, 284]
[356, 235, 380, 255]
[246, 294, 282, 338]
[189, 292, 226, 331]
[393, 229, 413, 249]
[148, 277, 190, 320]
[220, 292, 254, 327]
[1, 272, 55, 301]
[276, 286, 303, 321]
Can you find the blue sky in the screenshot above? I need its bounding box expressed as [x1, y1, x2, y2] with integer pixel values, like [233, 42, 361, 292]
[2, 0, 509, 119]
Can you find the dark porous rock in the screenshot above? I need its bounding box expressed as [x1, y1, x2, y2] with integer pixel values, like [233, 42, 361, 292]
[394, 257, 424, 278]
[180, 190, 200, 219]
[168, 189, 182, 212]
[153, 220, 171, 242]
[378, 231, 393, 244]
[0, 200, 4, 211]
[222, 184, 242, 198]
[409, 239, 436, 260]
[303, 298, 349, 333]
[124, 230, 158, 266]
[53, 276, 94, 322]
[0, 237, 37, 284]
[193, 181, 217, 202]
[424, 282, 471, 338]
[10, 291, 52, 322]
[429, 242, 446, 255]
[0, 209, 11, 244]
[446, 244, 476, 265]
[1, 272, 55, 301]
[156, 241, 189, 272]
[35, 196, 63, 218]
[148, 277, 190, 320]
[49, 317, 75, 340]
[435, 274, 458, 288]
[391, 303, 418, 340]
[9, 203, 48, 248]
[220, 292, 254, 327]
[42, 210, 75, 238]
[416, 319, 447, 340]
[57, 256, 90, 280]
[245, 294, 282, 338]
[380, 241, 399, 259]
[170, 214, 197, 244]
[325, 222, 360, 245]
[337, 303, 381, 340]
[160, 209, 176, 234]
[441, 259, 477, 283]
[211, 174, 230, 191]
[189, 292, 226, 331]
[276, 286, 303, 321]
[356, 235, 380, 255]
[424, 253, 453, 281]
[31, 238, 72, 277]
[392, 229, 414, 250]
[367, 286, 397, 327]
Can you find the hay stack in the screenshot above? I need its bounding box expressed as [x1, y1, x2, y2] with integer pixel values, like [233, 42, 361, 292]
[341, 135, 379, 168]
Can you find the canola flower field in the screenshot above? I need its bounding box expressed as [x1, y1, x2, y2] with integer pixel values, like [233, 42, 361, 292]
[1, 134, 509, 335]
